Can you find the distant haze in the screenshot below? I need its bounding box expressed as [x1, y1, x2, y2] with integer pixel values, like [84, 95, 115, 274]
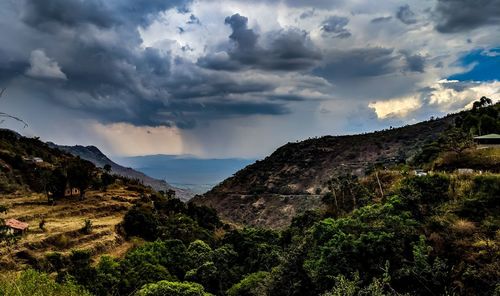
[115, 155, 256, 194]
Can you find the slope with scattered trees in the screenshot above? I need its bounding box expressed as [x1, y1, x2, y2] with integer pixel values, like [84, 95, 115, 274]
[51, 144, 194, 201]
[0, 98, 498, 296]
[193, 101, 500, 228]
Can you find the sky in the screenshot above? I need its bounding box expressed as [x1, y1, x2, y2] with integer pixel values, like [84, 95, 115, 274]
[0, 0, 499, 158]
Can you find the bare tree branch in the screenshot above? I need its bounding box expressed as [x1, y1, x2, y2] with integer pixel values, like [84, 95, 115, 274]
[0, 87, 28, 128]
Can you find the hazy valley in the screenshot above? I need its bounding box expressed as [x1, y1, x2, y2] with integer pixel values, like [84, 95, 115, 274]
[1, 101, 499, 296]
[1, 0, 499, 294]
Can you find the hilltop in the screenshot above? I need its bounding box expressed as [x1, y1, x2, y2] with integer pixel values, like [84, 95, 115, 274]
[0, 129, 157, 268]
[50, 144, 194, 201]
[193, 103, 499, 228]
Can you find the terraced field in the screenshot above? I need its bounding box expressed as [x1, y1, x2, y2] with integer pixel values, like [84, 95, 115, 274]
[0, 186, 141, 270]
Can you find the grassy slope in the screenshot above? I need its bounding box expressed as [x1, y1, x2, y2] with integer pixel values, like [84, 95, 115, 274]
[0, 187, 142, 270]
[0, 129, 149, 270]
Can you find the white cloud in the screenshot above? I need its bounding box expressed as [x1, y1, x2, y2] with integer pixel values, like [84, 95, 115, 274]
[26, 49, 67, 80]
[91, 122, 193, 156]
[368, 95, 422, 119]
[429, 80, 500, 112]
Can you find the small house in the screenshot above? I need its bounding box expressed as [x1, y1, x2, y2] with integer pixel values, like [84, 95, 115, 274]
[457, 168, 474, 175]
[65, 187, 81, 197]
[414, 169, 427, 177]
[23, 157, 44, 164]
[474, 134, 500, 149]
[32, 157, 44, 163]
[5, 218, 29, 235]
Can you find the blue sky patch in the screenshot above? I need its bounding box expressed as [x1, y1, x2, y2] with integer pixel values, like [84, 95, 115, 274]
[449, 48, 500, 82]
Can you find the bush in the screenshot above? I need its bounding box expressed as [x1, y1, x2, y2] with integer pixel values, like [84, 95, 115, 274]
[81, 219, 93, 234]
[304, 196, 419, 292]
[226, 271, 269, 296]
[135, 281, 213, 296]
[398, 174, 450, 218]
[457, 175, 500, 219]
[0, 269, 91, 296]
[123, 205, 159, 240]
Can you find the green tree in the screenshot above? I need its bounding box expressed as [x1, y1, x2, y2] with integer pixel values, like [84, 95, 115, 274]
[187, 240, 213, 267]
[323, 174, 372, 216]
[0, 269, 91, 296]
[119, 246, 176, 294]
[439, 128, 474, 155]
[66, 158, 94, 199]
[222, 227, 282, 275]
[303, 196, 418, 292]
[123, 205, 159, 240]
[226, 271, 269, 296]
[472, 96, 493, 111]
[93, 256, 121, 296]
[103, 164, 112, 173]
[100, 172, 115, 191]
[44, 168, 67, 202]
[135, 281, 213, 296]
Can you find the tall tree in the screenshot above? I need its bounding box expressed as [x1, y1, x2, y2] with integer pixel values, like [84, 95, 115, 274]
[66, 159, 94, 199]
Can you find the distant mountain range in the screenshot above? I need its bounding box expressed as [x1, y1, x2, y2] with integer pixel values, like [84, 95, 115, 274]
[49, 144, 195, 201]
[115, 155, 256, 194]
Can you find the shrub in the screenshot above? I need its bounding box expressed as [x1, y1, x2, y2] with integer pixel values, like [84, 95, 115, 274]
[398, 174, 450, 218]
[52, 234, 70, 249]
[304, 196, 418, 292]
[123, 205, 159, 240]
[135, 281, 213, 296]
[0, 269, 91, 296]
[226, 271, 269, 296]
[81, 219, 93, 234]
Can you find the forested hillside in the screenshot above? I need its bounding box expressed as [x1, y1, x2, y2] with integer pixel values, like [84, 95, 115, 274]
[0, 99, 498, 296]
[193, 101, 500, 228]
[0, 129, 166, 269]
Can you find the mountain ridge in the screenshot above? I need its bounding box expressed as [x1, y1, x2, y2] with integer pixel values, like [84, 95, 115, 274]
[192, 113, 460, 228]
[49, 143, 194, 201]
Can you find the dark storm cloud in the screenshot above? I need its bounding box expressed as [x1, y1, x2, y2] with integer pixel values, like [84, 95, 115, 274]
[402, 52, 426, 73]
[285, 0, 344, 8]
[371, 16, 392, 23]
[166, 100, 288, 117]
[199, 13, 321, 71]
[264, 30, 322, 70]
[166, 65, 276, 99]
[0, 49, 28, 82]
[225, 14, 259, 50]
[313, 48, 397, 81]
[22, 0, 114, 29]
[22, 0, 191, 29]
[0, 1, 298, 130]
[150, 97, 289, 129]
[434, 0, 500, 33]
[320, 16, 351, 39]
[396, 4, 417, 25]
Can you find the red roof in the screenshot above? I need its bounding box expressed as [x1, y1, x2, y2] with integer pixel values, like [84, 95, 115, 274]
[5, 219, 29, 230]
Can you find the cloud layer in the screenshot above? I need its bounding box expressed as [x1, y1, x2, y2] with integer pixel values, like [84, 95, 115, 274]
[0, 0, 498, 157]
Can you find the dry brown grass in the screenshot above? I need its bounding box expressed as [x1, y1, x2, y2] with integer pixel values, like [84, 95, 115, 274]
[0, 187, 141, 270]
[451, 218, 477, 235]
